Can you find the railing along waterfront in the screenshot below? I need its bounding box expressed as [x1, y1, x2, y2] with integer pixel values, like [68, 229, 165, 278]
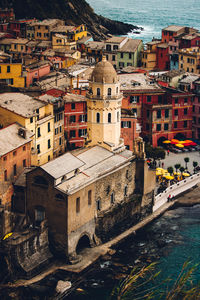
[153, 172, 200, 212]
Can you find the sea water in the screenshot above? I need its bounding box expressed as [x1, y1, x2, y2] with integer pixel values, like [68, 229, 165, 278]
[68, 205, 200, 299]
[87, 0, 200, 43]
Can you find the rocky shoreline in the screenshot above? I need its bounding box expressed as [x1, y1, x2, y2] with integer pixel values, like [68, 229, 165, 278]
[0, 185, 200, 299]
[0, 0, 142, 40]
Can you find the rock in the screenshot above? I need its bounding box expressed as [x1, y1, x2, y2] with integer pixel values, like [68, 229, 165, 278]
[56, 280, 72, 294]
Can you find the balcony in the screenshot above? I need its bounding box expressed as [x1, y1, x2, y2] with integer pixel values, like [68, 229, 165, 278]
[86, 93, 122, 101]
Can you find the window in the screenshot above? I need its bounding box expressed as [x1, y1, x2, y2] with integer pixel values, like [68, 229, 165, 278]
[79, 129, 87, 137]
[0, 66, 1, 73]
[88, 190, 92, 206]
[174, 121, 177, 128]
[37, 144, 40, 154]
[112, 55, 115, 61]
[47, 122, 50, 132]
[164, 123, 169, 131]
[96, 198, 101, 211]
[7, 66, 10, 73]
[70, 115, 76, 123]
[184, 121, 187, 128]
[96, 112, 100, 123]
[13, 151, 16, 156]
[158, 95, 162, 104]
[76, 197, 80, 213]
[146, 123, 150, 130]
[147, 95, 151, 102]
[23, 159, 26, 167]
[30, 117, 33, 123]
[35, 207, 45, 222]
[23, 146, 26, 151]
[60, 126, 62, 133]
[79, 115, 86, 122]
[48, 139, 51, 149]
[108, 113, 111, 123]
[3, 156, 7, 161]
[157, 110, 161, 119]
[124, 185, 128, 196]
[164, 109, 169, 118]
[147, 110, 150, 118]
[116, 87, 119, 94]
[113, 45, 118, 50]
[121, 121, 131, 128]
[174, 109, 178, 116]
[156, 124, 161, 131]
[97, 88, 100, 96]
[108, 88, 112, 96]
[130, 96, 139, 103]
[70, 130, 76, 138]
[37, 127, 41, 138]
[129, 53, 132, 59]
[48, 155, 50, 161]
[59, 137, 62, 145]
[120, 52, 124, 59]
[184, 108, 187, 115]
[111, 192, 115, 204]
[4, 170, 7, 181]
[71, 103, 75, 110]
[117, 111, 119, 122]
[106, 44, 111, 51]
[175, 98, 178, 104]
[193, 105, 195, 113]
[13, 164, 17, 176]
[184, 98, 188, 103]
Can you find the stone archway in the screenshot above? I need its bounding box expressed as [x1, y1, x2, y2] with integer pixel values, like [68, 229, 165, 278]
[76, 234, 91, 254]
[174, 133, 186, 141]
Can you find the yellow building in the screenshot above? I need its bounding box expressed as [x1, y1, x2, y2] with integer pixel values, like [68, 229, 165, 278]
[66, 24, 88, 42]
[52, 34, 76, 50]
[0, 63, 25, 87]
[10, 39, 29, 54]
[34, 19, 64, 41]
[0, 93, 54, 166]
[86, 56, 125, 152]
[179, 47, 200, 74]
[141, 41, 161, 70]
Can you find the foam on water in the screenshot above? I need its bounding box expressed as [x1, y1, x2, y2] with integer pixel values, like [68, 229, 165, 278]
[87, 0, 200, 43]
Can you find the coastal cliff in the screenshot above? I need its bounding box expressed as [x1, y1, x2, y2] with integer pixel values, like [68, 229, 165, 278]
[0, 0, 141, 39]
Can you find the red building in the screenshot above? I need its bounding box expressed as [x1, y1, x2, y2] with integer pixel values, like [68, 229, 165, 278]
[179, 33, 200, 49]
[142, 89, 194, 147]
[0, 123, 33, 206]
[0, 8, 15, 23]
[161, 25, 197, 43]
[64, 93, 87, 150]
[121, 109, 140, 151]
[9, 19, 35, 38]
[156, 43, 170, 70]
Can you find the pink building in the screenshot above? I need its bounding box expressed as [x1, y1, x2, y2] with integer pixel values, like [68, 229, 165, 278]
[25, 60, 51, 87]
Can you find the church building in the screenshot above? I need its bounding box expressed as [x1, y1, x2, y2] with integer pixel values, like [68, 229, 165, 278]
[19, 57, 155, 261]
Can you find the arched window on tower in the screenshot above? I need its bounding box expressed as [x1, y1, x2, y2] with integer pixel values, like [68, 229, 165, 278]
[116, 87, 118, 94]
[117, 111, 119, 122]
[108, 88, 112, 96]
[96, 112, 100, 123]
[97, 88, 100, 96]
[108, 113, 111, 123]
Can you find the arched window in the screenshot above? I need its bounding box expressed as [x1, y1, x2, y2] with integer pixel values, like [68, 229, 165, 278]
[117, 111, 119, 122]
[116, 87, 119, 94]
[33, 176, 48, 187]
[111, 191, 115, 204]
[108, 88, 112, 96]
[108, 113, 111, 123]
[97, 88, 100, 96]
[96, 198, 101, 211]
[96, 112, 100, 123]
[124, 185, 128, 196]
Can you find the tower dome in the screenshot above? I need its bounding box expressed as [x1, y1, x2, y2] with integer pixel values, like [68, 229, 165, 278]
[91, 56, 117, 84]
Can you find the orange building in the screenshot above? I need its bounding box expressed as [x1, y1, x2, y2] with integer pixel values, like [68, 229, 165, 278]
[0, 123, 33, 206]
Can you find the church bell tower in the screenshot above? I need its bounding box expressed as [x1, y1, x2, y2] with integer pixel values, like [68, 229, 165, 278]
[86, 56, 125, 152]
